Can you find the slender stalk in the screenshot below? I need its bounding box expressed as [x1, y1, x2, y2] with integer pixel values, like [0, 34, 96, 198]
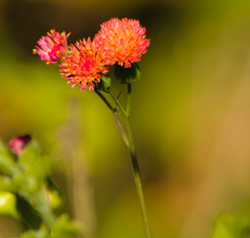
[126, 84, 132, 118]
[96, 85, 152, 238]
[117, 114, 152, 238]
[125, 84, 152, 238]
[95, 90, 115, 112]
[126, 120, 151, 238]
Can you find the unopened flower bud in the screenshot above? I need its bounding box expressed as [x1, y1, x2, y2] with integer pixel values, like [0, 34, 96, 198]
[114, 62, 141, 84]
[9, 135, 31, 156]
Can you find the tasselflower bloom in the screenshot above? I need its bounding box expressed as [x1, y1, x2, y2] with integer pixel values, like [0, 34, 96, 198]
[59, 38, 108, 92]
[94, 18, 150, 68]
[33, 29, 70, 65]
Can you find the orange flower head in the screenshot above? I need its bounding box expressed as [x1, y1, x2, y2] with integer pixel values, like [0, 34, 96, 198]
[59, 38, 108, 92]
[94, 18, 150, 68]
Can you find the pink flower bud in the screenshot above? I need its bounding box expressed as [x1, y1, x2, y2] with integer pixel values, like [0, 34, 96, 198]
[9, 135, 31, 156]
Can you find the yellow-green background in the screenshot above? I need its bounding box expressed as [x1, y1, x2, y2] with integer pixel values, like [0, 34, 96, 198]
[1, 0, 250, 237]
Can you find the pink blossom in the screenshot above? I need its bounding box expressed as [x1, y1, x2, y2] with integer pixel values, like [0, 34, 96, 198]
[33, 29, 70, 65]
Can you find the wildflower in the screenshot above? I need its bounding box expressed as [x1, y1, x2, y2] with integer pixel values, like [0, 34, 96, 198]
[33, 29, 70, 65]
[94, 18, 150, 68]
[9, 135, 31, 156]
[59, 37, 108, 92]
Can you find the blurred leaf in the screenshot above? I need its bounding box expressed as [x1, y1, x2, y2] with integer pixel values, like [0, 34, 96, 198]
[0, 176, 17, 192]
[0, 139, 17, 175]
[19, 140, 43, 171]
[20, 215, 81, 238]
[0, 191, 19, 219]
[20, 224, 49, 238]
[43, 179, 63, 212]
[211, 213, 250, 238]
[19, 141, 55, 186]
[52, 214, 82, 238]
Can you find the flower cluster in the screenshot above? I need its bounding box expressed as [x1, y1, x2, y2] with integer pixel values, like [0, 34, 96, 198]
[34, 18, 150, 91]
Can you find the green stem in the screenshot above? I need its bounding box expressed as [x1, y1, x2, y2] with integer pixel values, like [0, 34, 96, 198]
[126, 84, 132, 118]
[96, 85, 152, 238]
[125, 83, 151, 238]
[125, 106, 152, 238]
[95, 90, 115, 112]
[115, 112, 152, 238]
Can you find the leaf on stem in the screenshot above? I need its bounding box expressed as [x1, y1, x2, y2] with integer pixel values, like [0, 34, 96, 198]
[0, 140, 17, 175]
[113, 110, 129, 147]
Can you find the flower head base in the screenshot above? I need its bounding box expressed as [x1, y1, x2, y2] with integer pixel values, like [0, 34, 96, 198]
[9, 134, 32, 156]
[94, 18, 150, 68]
[59, 38, 109, 92]
[33, 29, 70, 65]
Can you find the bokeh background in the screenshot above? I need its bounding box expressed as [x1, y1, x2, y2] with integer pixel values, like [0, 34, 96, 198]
[1, 0, 250, 237]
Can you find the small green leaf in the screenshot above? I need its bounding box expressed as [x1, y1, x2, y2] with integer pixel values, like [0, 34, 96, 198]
[0, 176, 17, 192]
[19, 140, 42, 168]
[19, 141, 54, 186]
[20, 215, 81, 238]
[52, 214, 82, 238]
[95, 74, 111, 91]
[211, 213, 250, 238]
[20, 224, 49, 238]
[0, 140, 17, 175]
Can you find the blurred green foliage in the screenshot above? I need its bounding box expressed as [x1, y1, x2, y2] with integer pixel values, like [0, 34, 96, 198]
[211, 213, 250, 238]
[0, 139, 80, 237]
